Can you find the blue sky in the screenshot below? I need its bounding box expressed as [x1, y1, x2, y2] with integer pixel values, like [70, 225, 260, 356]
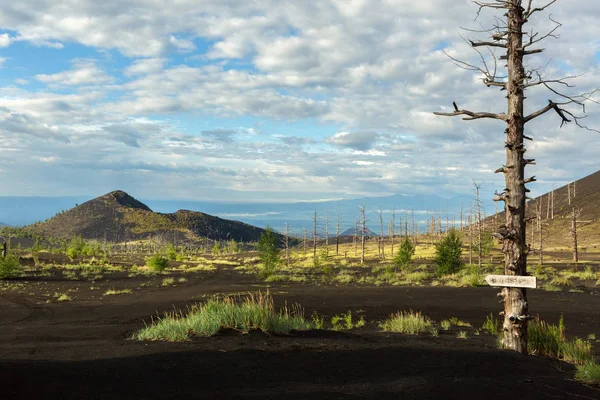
[0, 0, 598, 204]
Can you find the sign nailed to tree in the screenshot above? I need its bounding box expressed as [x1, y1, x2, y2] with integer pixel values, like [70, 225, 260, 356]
[485, 275, 537, 289]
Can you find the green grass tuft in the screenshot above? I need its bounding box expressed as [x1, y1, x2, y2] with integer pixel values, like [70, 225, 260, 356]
[380, 310, 433, 335]
[134, 292, 311, 341]
[575, 361, 600, 384]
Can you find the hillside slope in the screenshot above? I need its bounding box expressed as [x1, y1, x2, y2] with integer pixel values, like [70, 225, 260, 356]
[488, 170, 600, 248]
[27, 190, 275, 243]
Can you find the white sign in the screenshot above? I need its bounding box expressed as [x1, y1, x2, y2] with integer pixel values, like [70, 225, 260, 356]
[485, 275, 537, 289]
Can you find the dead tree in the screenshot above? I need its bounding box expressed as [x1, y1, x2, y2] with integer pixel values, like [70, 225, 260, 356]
[571, 208, 579, 263]
[567, 181, 571, 205]
[324, 209, 329, 260]
[285, 222, 290, 268]
[312, 210, 317, 259]
[570, 208, 593, 263]
[376, 207, 384, 259]
[434, 0, 598, 353]
[551, 185, 555, 220]
[353, 217, 358, 256]
[390, 208, 396, 257]
[473, 180, 484, 269]
[303, 226, 307, 255]
[359, 205, 366, 264]
[336, 209, 341, 256]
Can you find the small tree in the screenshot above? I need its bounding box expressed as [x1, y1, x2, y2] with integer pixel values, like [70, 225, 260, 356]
[258, 226, 280, 276]
[435, 229, 463, 276]
[394, 236, 415, 271]
[0, 253, 22, 279]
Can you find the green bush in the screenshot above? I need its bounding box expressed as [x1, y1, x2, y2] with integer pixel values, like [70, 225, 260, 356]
[146, 255, 168, 272]
[257, 226, 280, 277]
[0, 254, 22, 279]
[482, 312, 500, 336]
[165, 244, 178, 261]
[394, 236, 415, 271]
[435, 229, 463, 276]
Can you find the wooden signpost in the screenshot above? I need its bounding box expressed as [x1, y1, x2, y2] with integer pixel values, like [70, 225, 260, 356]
[485, 275, 536, 289]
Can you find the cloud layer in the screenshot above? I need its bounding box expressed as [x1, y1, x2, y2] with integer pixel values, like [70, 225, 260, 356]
[0, 0, 598, 203]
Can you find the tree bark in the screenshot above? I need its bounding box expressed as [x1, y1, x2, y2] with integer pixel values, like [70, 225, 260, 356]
[501, 2, 529, 354]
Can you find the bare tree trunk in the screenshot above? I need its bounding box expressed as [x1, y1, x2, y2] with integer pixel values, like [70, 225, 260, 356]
[551, 185, 555, 220]
[376, 207, 383, 259]
[538, 201, 543, 266]
[336, 209, 340, 256]
[468, 204, 473, 265]
[285, 222, 290, 268]
[325, 209, 329, 260]
[473, 180, 483, 270]
[359, 205, 366, 264]
[459, 203, 463, 231]
[571, 208, 578, 263]
[391, 208, 396, 257]
[313, 210, 317, 260]
[546, 194, 550, 219]
[568, 181, 571, 206]
[353, 218, 358, 257]
[303, 227, 307, 255]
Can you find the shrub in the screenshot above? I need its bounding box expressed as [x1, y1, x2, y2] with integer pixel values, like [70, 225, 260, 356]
[165, 244, 178, 261]
[561, 338, 593, 365]
[0, 254, 22, 279]
[257, 226, 280, 277]
[380, 310, 433, 335]
[435, 229, 463, 276]
[146, 255, 168, 272]
[394, 236, 415, 271]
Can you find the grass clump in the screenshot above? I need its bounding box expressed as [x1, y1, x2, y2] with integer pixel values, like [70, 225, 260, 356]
[380, 310, 433, 335]
[56, 293, 72, 301]
[440, 320, 451, 331]
[146, 255, 168, 272]
[330, 311, 365, 331]
[528, 316, 564, 358]
[104, 289, 132, 296]
[134, 292, 310, 341]
[162, 277, 175, 286]
[575, 361, 600, 384]
[561, 338, 594, 365]
[457, 330, 468, 339]
[0, 254, 22, 279]
[482, 313, 500, 336]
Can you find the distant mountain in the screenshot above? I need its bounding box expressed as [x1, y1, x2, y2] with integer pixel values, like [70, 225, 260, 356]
[26, 190, 278, 244]
[340, 227, 377, 237]
[0, 191, 486, 234]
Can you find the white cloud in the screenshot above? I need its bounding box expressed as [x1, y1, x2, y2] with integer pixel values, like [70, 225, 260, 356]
[0, 0, 597, 201]
[0, 33, 13, 47]
[35, 60, 114, 86]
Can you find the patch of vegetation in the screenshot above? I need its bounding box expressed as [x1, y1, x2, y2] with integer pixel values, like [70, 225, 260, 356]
[482, 313, 500, 336]
[0, 254, 23, 279]
[146, 255, 168, 272]
[257, 226, 281, 278]
[162, 277, 175, 286]
[104, 289, 132, 296]
[331, 311, 365, 331]
[575, 361, 600, 384]
[311, 312, 324, 330]
[380, 310, 433, 335]
[134, 292, 311, 341]
[435, 229, 463, 276]
[440, 320, 451, 331]
[528, 316, 564, 358]
[394, 237, 415, 271]
[449, 317, 472, 328]
[542, 284, 562, 292]
[561, 338, 594, 365]
[457, 330, 468, 339]
[550, 276, 573, 287]
[55, 293, 72, 301]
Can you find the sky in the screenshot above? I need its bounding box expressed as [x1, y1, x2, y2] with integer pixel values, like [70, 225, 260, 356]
[0, 0, 598, 204]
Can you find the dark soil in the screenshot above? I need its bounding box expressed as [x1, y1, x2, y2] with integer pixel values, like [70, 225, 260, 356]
[1, 266, 600, 399]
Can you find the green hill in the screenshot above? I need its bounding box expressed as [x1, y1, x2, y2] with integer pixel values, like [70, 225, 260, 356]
[27, 190, 276, 244]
